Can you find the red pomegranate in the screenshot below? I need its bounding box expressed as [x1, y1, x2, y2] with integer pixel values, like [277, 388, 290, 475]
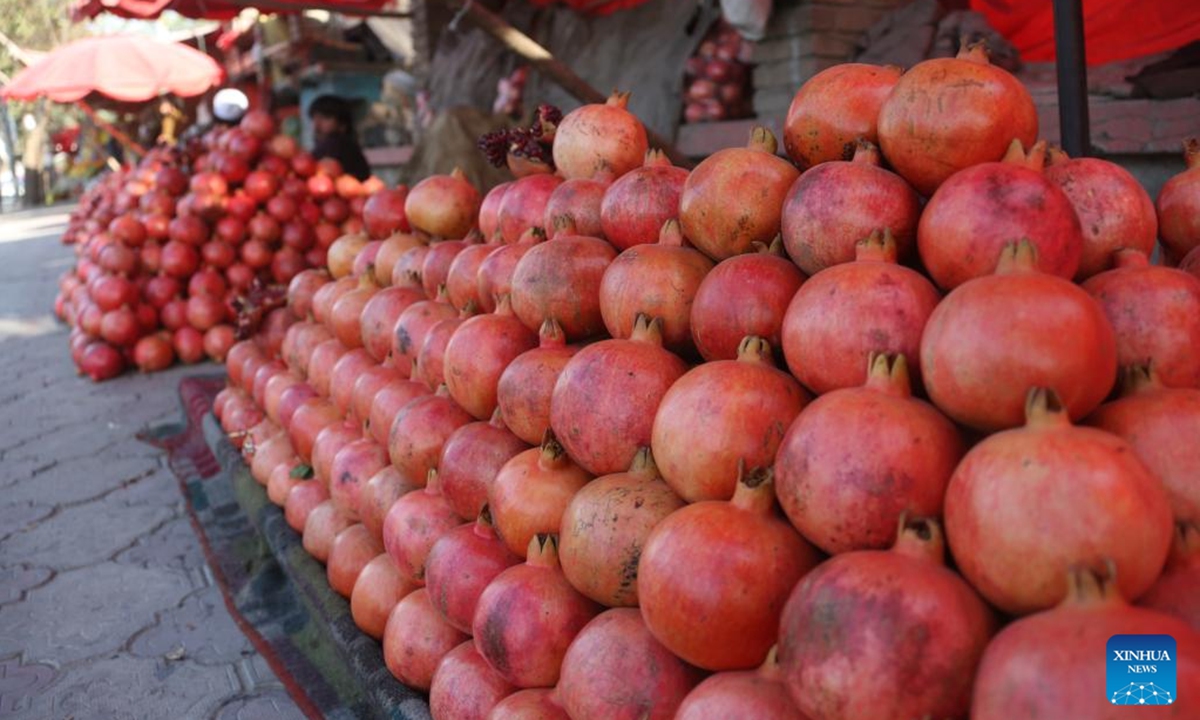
[173, 327, 206, 364]
[1183, 245, 1200, 279]
[775, 354, 964, 554]
[359, 286, 424, 364]
[445, 242, 494, 313]
[599, 151, 688, 251]
[415, 313, 469, 392]
[267, 459, 306, 507]
[918, 139, 1083, 290]
[421, 238, 471, 300]
[429, 641, 515, 720]
[920, 240, 1117, 431]
[479, 182, 512, 241]
[971, 564, 1200, 719]
[783, 62, 903, 169]
[877, 41, 1038, 196]
[284, 481, 329, 533]
[287, 398, 343, 463]
[366, 379, 429, 447]
[633, 471, 804, 663]
[1088, 364, 1200, 523]
[132, 334, 174, 372]
[496, 319, 580, 445]
[387, 392, 474, 486]
[305, 338, 349, 399]
[945, 387, 1173, 615]
[1157, 138, 1200, 264]
[510, 219, 615, 341]
[351, 554, 417, 640]
[404, 168, 480, 239]
[676, 648, 802, 720]
[225, 340, 262, 388]
[391, 244, 430, 290]
[328, 438, 389, 521]
[488, 689, 569, 720]
[425, 509, 521, 633]
[311, 276, 357, 326]
[393, 295, 457, 373]
[653, 336, 807, 502]
[382, 469, 464, 582]
[473, 534, 602, 688]
[782, 228, 941, 394]
[477, 227, 545, 314]
[302, 500, 354, 563]
[551, 315, 688, 475]
[552, 91, 648, 181]
[282, 323, 333, 376]
[359, 465, 422, 543]
[383, 589, 469, 691]
[373, 231, 426, 287]
[349, 365, 402, 427]
[1139, 523, 1200, 630]
[490, 432, 592, 558]
[1082, 249, 1200, 389]
[599, 219, 713, 354]
[679, 127, 799, 261]
[498, 173, 564, 244]
[327, 524, 384, 598]
[558, 448, 683, 606]
[311, 419, 360, 491]
[779, 517, 996, 720]
[544, 174, 610, 240]
[1044, 149, 1157, 279]
[328, 348, 374, 418]
[327, 233, 369, 280]
[351, 240, 383, 279]
[363, 186, 411, 239]
[438, 412, 529, 521]
[781, 141, 921, 275]
[557, 608, 702, 720]
[330, 276, 379, 349]
[444, 296, 540, 419]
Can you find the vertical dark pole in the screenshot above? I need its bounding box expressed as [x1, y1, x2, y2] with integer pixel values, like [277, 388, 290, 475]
[1052, 0, 1090, 156]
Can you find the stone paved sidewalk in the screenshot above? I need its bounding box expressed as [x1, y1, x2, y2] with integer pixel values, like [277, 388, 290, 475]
[0, 207, 306, 720]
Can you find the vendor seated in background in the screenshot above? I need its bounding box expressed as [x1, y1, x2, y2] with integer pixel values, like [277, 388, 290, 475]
[309, 95, 371, 181]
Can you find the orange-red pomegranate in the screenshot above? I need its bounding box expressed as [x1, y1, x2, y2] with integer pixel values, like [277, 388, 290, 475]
[676, 648, 802, 720]
[438, 411, 529, 521]
[490, 432, 592, 558]
[425, 509, 520, 633]
[1157, 138, 1200, 264]
[510, 218, 616, 341]
[351, 554, 417, 640]
[496, 319, 580, 445]
[382, 469, 464, 583]
[404, 168, 480, 240]
[599, 150, 688, 251]
[1138, 523, 1200, 630]
[444, 296, 539, 420]
[783, 62, 902, 169]
[552, 91, 648, 182]
[382, 588, 468, 691]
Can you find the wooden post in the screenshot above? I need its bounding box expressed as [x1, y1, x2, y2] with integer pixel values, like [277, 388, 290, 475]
[77, 100, 147, 158]
[438, 0, 691, 166]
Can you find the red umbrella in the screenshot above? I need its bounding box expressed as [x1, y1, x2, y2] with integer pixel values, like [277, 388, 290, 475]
[0, 34, 224, 103]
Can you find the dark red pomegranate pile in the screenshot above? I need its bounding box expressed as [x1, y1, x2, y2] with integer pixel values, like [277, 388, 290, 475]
[682, 19, 754, 124]
[206, 49, 1197, 720]
[54, 109, 397, 381]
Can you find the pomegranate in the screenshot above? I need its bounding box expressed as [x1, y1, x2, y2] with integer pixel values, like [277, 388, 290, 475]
[421, 238, 471, 300]
[225, 341, 262, 388]
[496, 319, 580, 445]
[287, 398, 342, 463]
[776, 353, 963, 553]
[393, 294, 458, 372]
[173, 327, 206, 364]
[404, 168, 480, 239]
[366, 379, 430, 446]
[204, 325, 235, 362]
[327, 232, 369, 280]
[544, 173, 610, 240]
[327, 348, 375, 417]
[945, 387, 1173, 615]
[676, 648, 802, 720]
[328, 438, 389, 521]
[782, 228, 941, 394]
[100, 307, 140, 346]
[363, 186, 411, 239]
[439, 412, 529, 521]
[311, 420, 360, 490]
[498, 173, 563, 243]
[387, 391, 474, 484]
[132, 334, 174, 372]
[330, 276, 379, 349]
[679, 127, 799, 260]
[352, 240, 383, 279]
[1043, 148, 1158, 279]
[1157, 138, 1200, 263]
[1139, 523, 1200, 630]
[383, 589, 469, 691]
[429, 642, 515, 720]
[360, 465, 422, 542]
[305, 338, 349, 399]
[552, 91, 648, 181]
[488, 689, 569, 720]
[391, 244, 430, 289]
[558, 448, 683, 606]
[284, 480, 329, 533]
[282, 322, 332, 375]
[327, 524, 384, 598]
[302, 500, 355, 563]
[311, 276, 357, 326]
[598, 150, 688, 250]
[550, 315, 687, 475]
[277, 381, 320, 434]
[557, 608, 702, 720]
[349, 364, 402, 427]
[782, 141, 921, 275]
[877, 41, 1038, 196]
[373, 231, 426, 287]
[779, 517, 996, 720]
[161, 241, 199, 278]
[93, 275, 139, 311]
[249, 430, 297, 485]
[919, 139, 1083, 289]
[510, 219, 614, 342]
[971, 564, 1200, 718]
[382, 469, 464, 582]
[425, 509, 521, 633]
[599, 219, 713, 354]
[445, 242, 493, 312]
[444, 296, 538, 419]
[653, 336, 807, 502]
[473, 534, 601, 687]
[350, 554, 416, 640]
[1082, 249, 1200, 389]
[920, 240, 1117, 431]
[167, 215, 207, 246]
[416, 312, 471, 392]
[783, 62, 903, 169]
[477, 227, 545, 314]
[1183, 245, 1200, 279]
[490, 432, 592, 558]
[479, 182, 512, 240]
[639, 466, 820, 670]
[1088, 364, 1200, 523]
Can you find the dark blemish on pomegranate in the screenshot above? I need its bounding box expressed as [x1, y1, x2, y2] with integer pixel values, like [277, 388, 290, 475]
[479, 593, 513, 673]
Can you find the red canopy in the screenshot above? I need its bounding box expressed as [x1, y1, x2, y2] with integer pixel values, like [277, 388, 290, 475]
[71, 0, 395, 21]
[1, 35, 224, 102]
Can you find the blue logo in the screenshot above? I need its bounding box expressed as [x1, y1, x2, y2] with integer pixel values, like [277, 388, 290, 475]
[1107, 634, 1176, 706]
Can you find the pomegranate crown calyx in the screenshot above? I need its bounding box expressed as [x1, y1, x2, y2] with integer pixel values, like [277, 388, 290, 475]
[731, 461, 779, 514]
[736, 335, 775, 366]
[855, 228, 899, 263]
[630, 313, 667, 346]
[994, 238, 1041, 275]
[851, 139, 883, 167]
[751, 235, 788, 256]
[1183, 138, 1199, 169]
[865, 352, 912, 397]
[1064, 560, 1122, 607]
[538, 317, 567, 347]
[1023, 387, 1072, 428]
[629, 446, 660, 477]
[1001, 139, 1047, 172]
[606, 90, 633, 109]
[658, 218, 685, 247]
[957, 36, 992, 65]
[892, 513, 946, 565]
[748, 126, 780, 155]
[539, 428, 569, 465]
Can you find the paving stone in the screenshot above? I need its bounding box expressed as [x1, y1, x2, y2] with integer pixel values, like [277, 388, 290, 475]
[0, 503, 53, 543]
[1, 453, 161, 507]
[0, 654, 60, 718]
[0, 565, 54, 606]
[116, 515, 207, 574]
[129, 587, 255, 666]
[214, 690, 310, 720]
[0, 561, 190, 665]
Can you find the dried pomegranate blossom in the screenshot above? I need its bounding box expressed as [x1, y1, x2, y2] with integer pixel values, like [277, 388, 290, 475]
[232, 278, 287, 340]
[478, 105, 563, 170]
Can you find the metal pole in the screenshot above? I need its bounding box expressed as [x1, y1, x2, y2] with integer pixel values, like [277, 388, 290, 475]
[1052, 0, 1090, 156]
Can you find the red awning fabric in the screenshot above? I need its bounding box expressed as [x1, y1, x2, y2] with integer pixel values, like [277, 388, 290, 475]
[71, 0, 394, 21]
[1, 35, 225, 102]
[971, 0, 1200, 66]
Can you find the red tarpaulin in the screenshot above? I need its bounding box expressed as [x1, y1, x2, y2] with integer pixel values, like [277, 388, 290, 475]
[972, 0, 1200, 65]
[71, 0, 394, 21]
[1, 34, 224, 102]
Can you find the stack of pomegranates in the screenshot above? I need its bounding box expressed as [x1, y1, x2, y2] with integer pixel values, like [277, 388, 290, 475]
[54, 108, 399, 381]
[683, 18, 755, 124]
[214, 45, 1200, 720]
